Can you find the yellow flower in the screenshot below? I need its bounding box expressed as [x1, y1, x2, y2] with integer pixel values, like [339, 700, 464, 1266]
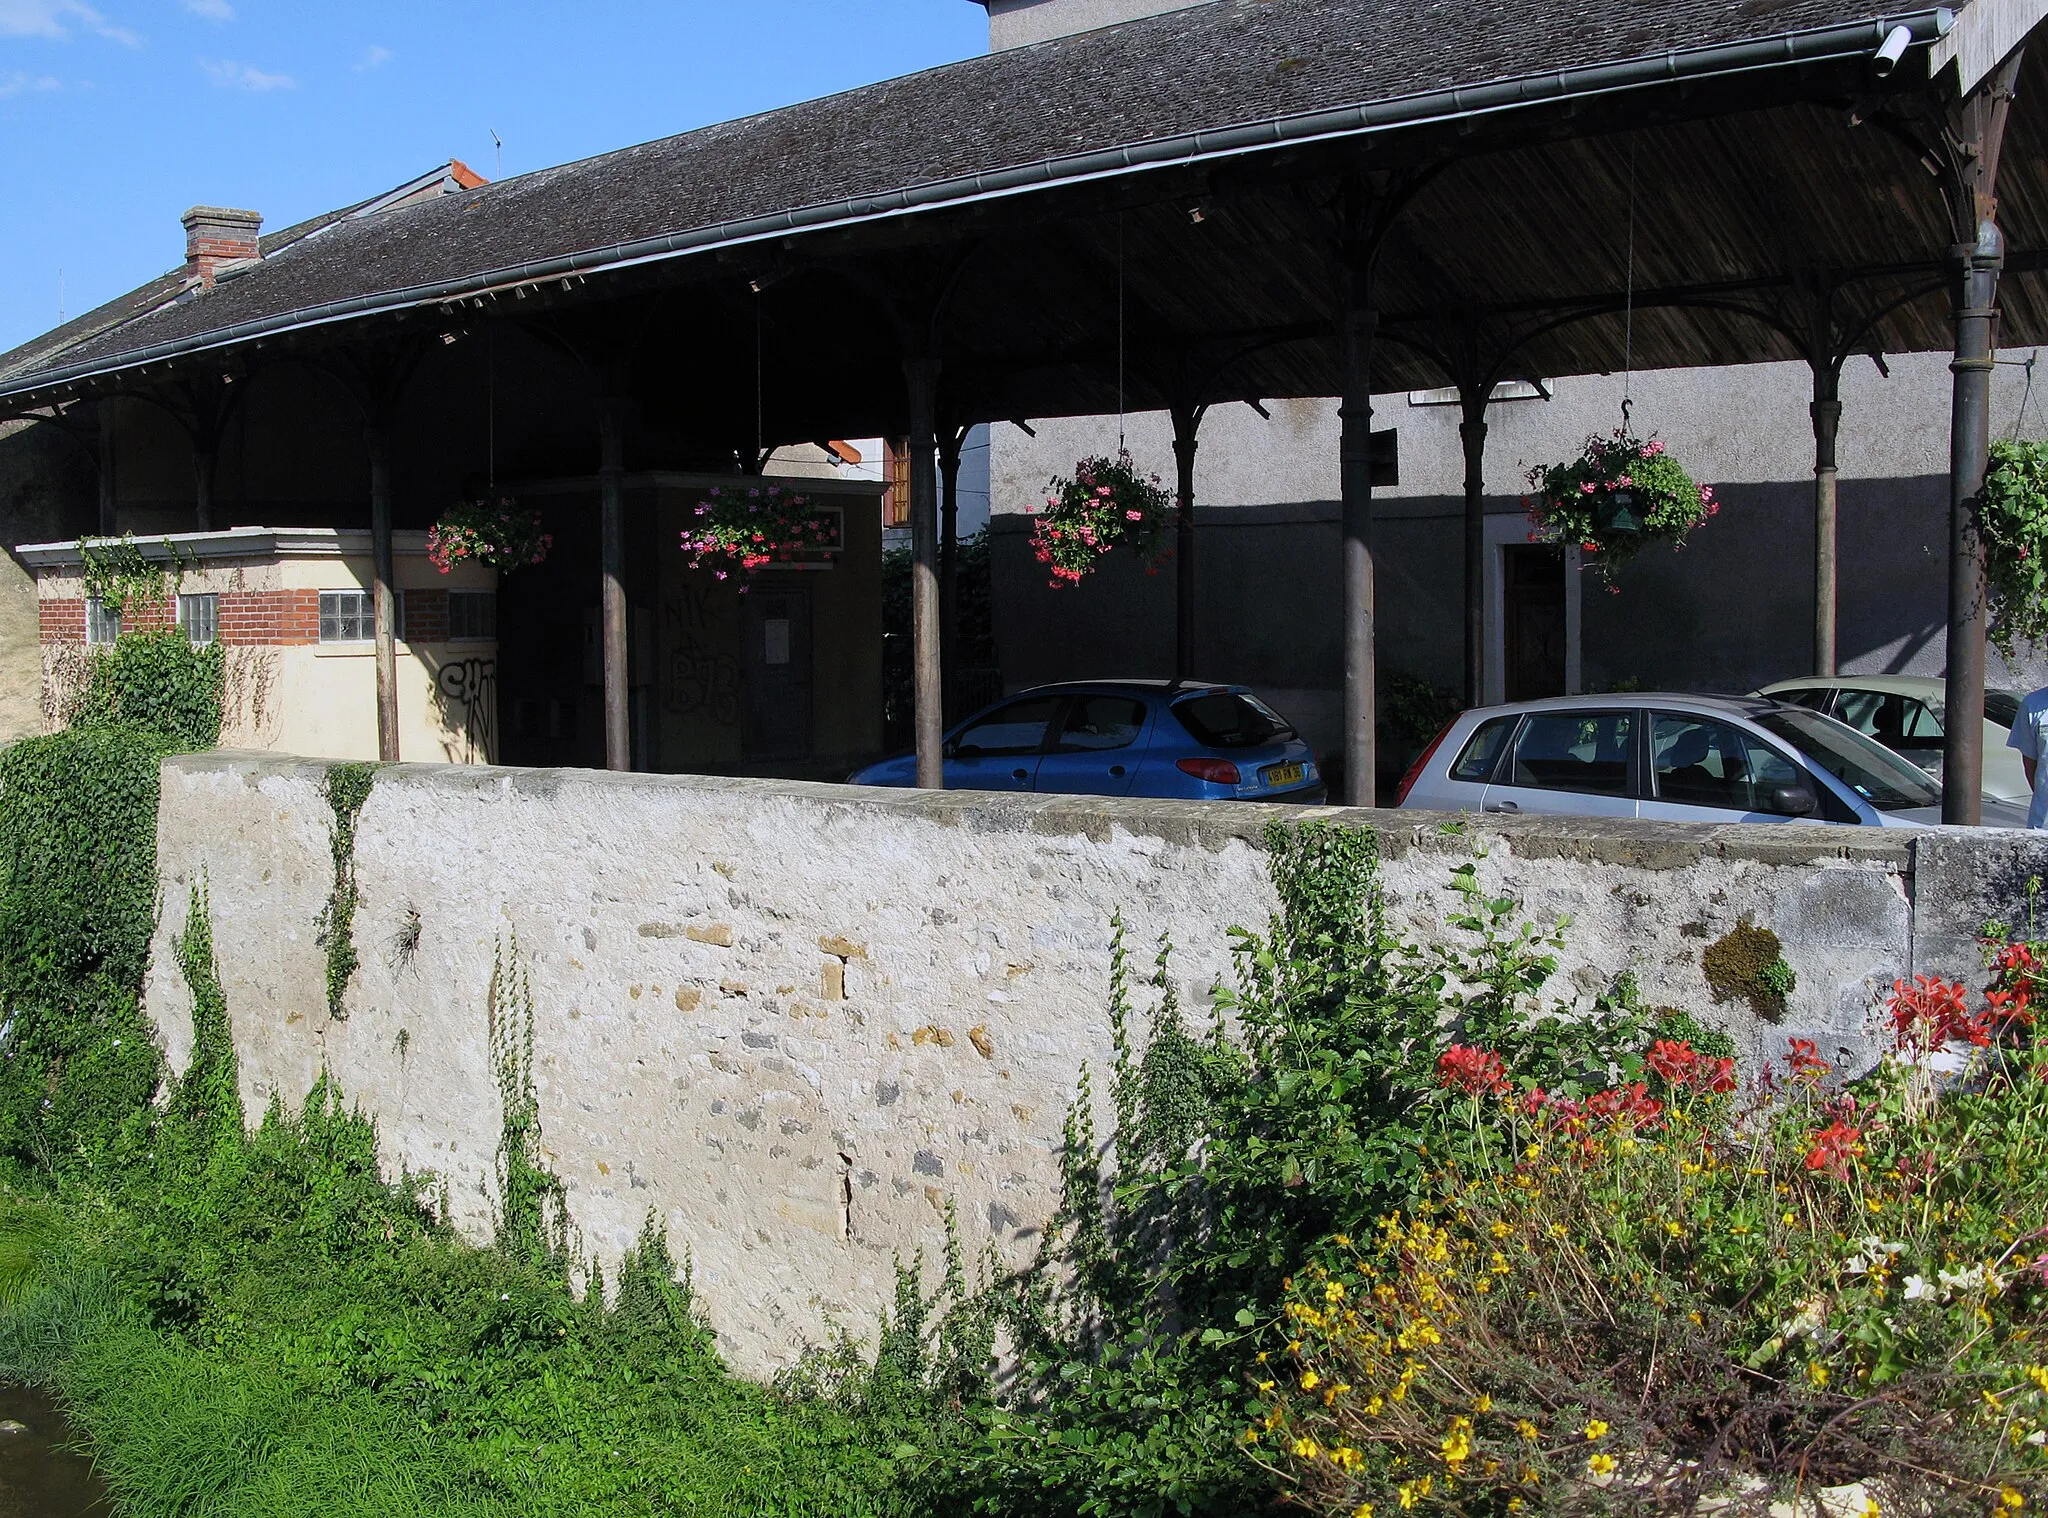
[1664, 1221, 1684, 1238]
[1783, 1211, 1797, 1225]
[2000, 1489, 2024, 1514]
[1301, 1371, 1321, 1392]
[1857, 1500, 1880, 1518]
[2028, 1365, 2048, 1396]
[1583, 1419, 1610, 1441]
[1516, 1419, 1540, 1440]
[1588, 1453, 1618, 1477]
[1352, 1507, 1374, 1518]
[1326, 1280, 1346, 1302]
[1473, 1393, 1493, 1414]
[1291, 1436, 1321, 1460]
[1257, 1380, 1275, 1394]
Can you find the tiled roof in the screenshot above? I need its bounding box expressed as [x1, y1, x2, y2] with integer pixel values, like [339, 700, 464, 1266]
[0, 0, 1954, 394]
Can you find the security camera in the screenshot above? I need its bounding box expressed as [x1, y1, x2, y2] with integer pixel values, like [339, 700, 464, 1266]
[1873, 24, 1913, 77]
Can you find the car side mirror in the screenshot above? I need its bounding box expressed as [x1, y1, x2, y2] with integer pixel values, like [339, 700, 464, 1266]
[1767, 784, 1817, 817]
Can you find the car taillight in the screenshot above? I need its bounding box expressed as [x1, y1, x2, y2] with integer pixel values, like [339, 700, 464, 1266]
[1177, 757, 1241, 785]
[1395, 719, 1458, 806]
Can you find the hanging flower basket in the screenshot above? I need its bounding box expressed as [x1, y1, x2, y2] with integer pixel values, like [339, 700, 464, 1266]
[679, 483, 835, 582]
[426, 497, 551, 574]
[1029, 450, 1171, 588]
[1524, 429, 1717, 586]
[1982, 439, 2048, 657]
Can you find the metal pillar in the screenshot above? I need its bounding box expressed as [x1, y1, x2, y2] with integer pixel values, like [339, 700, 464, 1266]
[906, 357, 944, 789]
[95, 401, 116, 535]
[194, 447, 217, 533]
[1458, 385, 1489, 709]
[1943, 225, 2002, 825]
[1171, 402, 1201, 682]
[1338, 266, 1377, 806]
[366, 425, 400, 762]
[597, 398, 631, 772]
[939, 425, 963, 715]
[1810, 369, 1842, 678]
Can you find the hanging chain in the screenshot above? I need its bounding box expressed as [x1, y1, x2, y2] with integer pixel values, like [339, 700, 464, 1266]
[1117, 213, 1127, 452]
[755, 292, 765, 463]
[1621, 136, 1638, 431]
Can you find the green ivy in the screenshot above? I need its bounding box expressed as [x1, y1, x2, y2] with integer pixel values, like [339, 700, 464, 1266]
[488, 934, 568, 1269]
[0, 726, 172, 1171]
[69, 630, 224, 752]
[166, 877, 242, 1152]
[315, 763, 376, 1021]
[76, 534, 186, 619]
[1982, 439, 2048, 657]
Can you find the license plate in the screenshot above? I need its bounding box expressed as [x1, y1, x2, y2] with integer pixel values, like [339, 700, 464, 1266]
[1263, 762, 1305, 788]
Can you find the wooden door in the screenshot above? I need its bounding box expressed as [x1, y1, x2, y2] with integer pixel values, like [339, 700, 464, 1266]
[1502, 545, 1566, 702]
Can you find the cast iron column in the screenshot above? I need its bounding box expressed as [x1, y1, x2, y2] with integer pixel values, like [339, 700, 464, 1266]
[1458, 384, 1489, 709]
[95, 400, 116, 536]
[1943, 225, 2002, 825]
[597, 398, 631, 772]
[194, 447, 217, 533]
[1171, 402, 1200, 682]
[1810, 368, 1842, 678]
[366, 424, 400, 762]
[906, 357, 944, 788]
[939, 424, 962, 716]
[1339, 267, 1377, 806]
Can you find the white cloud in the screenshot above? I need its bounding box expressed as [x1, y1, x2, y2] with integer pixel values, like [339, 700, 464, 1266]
[182, 0, 232, 19]
[354, 43, 390, 70]
[0, 70, 61, 96]
[200, 56, 291, 90]
[0, 0, 140, 45]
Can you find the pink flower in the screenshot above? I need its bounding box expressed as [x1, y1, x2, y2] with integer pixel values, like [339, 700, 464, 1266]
[1125, 509, 1143, 521]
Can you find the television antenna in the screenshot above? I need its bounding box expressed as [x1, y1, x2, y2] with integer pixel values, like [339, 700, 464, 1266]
[489, 128, 502, 178]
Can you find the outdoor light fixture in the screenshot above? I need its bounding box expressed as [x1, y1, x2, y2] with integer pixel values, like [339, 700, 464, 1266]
[1597, 489, 1642, 537]
[1872, 23, 1914, 76]
[1188, 205, 1206, 224]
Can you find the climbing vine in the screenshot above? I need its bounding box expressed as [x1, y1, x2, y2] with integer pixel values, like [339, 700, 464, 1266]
[0, 725, 171, 1169]
[77, 534, 188, 619]
[167, 877, 242, 1150]
[68, 630, 224, 750]
[315, 762, 377, 1021]
[488, 934, 568, 1268]
[1982, 439, 2048, 656]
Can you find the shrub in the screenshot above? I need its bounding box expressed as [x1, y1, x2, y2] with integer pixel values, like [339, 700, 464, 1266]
[1255, 944, 2048, 1515]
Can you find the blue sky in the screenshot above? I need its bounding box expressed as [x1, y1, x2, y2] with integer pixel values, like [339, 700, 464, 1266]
[0, 1, 989, 353]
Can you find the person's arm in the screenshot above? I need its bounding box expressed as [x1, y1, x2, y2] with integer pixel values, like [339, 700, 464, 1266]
[2030, 757, 2038, 790]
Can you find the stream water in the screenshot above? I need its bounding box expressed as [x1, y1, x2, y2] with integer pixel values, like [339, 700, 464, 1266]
[0, 1385, 109, 1516]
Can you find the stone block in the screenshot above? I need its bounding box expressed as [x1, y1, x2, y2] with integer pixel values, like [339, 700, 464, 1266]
[687, 923, 735, 947]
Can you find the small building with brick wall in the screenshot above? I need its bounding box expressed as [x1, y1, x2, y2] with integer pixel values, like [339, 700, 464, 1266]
[22, 527, 499, 763]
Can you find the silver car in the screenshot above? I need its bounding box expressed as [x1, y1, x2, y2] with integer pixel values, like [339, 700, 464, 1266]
[1753, 675, 2029, 806]
[1396, 693, 2030, 828]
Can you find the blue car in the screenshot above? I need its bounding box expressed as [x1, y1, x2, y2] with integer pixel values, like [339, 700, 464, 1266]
[849, 680, 1327, 803]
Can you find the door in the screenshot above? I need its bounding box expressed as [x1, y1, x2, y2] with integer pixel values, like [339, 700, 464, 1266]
[1479, 709, 1638, 819]
[944, 694, 1061, 791]
[1033, 693, 1149, 796]
[1502, 545, 1567, 702]
[744, 587, 812, 764]
[1638, 711, 1815, 823]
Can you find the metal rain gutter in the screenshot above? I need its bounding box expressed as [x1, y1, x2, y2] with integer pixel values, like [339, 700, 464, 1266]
[0, 8, 1954, 404]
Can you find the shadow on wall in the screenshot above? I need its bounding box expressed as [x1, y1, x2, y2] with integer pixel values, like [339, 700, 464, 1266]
[0, 420, 99, 745]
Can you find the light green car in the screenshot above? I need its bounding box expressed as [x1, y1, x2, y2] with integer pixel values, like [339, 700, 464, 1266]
[1753, 676, 2029, 806]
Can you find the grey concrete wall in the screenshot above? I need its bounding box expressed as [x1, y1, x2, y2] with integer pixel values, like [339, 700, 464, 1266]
[143, 753, 2039, 1375]
[988, 354, 2048, 747]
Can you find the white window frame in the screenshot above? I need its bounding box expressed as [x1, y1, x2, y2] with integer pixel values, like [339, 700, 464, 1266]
[177, 592, 218, 647]
[84, 597, 121, 646]
[319, 589, 375, 645]
[447, 589, 497, 643]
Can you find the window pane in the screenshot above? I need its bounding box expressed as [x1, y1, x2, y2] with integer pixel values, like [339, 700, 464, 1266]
[1771, 687, 1834, 714]
[178, 594, 217, 646]
[1987, 691, 2022, 729]
[449, 591, 496, 642]
[1170, 692, 1293, 748]
[320, 590, 371, 643]
[85, 599, 121, 645]
[1056, 696, 1146, 752]
[1651, 714, 1759, 810]
[1450, 716, 1513, 782]
[1898, 698, 1942, 742]
[1753, 709, 1940, 812]
[1508, 712, 1633, 795]
[952, 696, 1061, 757]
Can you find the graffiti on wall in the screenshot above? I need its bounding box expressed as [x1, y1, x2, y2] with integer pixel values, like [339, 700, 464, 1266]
[663, 584, 739, 727]
[435, 656, 496, 764]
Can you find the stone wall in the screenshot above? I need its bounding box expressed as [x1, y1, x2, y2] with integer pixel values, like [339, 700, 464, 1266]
[143, 753, 2044, 1376]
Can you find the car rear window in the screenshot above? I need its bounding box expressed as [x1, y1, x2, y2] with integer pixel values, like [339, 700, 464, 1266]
[1988, 691, 2021, 729]
[1172, 692, 1293, 748]
[1449, 716, 1514, 782]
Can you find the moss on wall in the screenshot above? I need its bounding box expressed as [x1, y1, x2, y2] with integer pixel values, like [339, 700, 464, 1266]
[1702, 918, 1796, 1023]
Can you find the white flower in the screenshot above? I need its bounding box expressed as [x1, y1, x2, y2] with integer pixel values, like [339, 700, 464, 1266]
[1903, 1274, 1938, 1302]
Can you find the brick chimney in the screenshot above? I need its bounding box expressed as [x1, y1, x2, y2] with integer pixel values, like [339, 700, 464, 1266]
[181, 206, 262, 288]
